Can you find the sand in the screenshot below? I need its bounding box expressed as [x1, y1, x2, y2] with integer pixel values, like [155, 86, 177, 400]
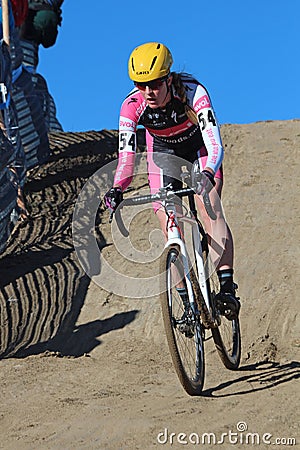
[0, 121, 299, 449]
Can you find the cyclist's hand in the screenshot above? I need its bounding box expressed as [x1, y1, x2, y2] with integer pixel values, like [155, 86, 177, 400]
[196, 170, 216, 195]
[104, 187, 123, 212]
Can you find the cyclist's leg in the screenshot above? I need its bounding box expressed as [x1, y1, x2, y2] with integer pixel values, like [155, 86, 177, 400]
[195, 154, 240, 316]
[193, 155, 230, 266]
[146, 131, 184, 241]
[194, 176, 234, 270]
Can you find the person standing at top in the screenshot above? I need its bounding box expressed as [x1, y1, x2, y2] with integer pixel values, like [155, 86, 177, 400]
[104, 42, 240, 318]
[19, 0, 64, 132]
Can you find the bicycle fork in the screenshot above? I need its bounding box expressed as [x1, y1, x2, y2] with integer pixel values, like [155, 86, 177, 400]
[165, 209, 198, 314]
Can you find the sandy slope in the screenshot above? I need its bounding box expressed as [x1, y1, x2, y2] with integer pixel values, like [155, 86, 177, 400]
[0, 121, 299, 449]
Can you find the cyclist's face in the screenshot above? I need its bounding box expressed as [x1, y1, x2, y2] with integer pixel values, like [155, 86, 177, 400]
[136, 75, 172, 109]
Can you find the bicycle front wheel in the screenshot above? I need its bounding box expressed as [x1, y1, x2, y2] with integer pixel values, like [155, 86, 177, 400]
[160, 245, 205, 395]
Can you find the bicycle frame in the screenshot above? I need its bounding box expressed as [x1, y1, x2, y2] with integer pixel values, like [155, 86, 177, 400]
[111, 178, 241, 395]
[163, 196, 212, 318]
[113, 183, 216, 324]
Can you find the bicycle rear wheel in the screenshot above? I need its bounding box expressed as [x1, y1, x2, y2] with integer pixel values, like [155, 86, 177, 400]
[160, 245, 205, 395]
[206, 258, 241, 369]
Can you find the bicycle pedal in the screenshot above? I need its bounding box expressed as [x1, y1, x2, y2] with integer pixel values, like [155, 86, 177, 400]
[177, 321, 194, 338]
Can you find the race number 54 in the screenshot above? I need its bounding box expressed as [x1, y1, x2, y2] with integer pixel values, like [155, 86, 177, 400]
[119, 132, 135, 151]
[198, 110, 216, 131]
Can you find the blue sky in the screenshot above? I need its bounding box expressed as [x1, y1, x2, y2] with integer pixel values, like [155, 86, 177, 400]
[38, 0, 300, 132]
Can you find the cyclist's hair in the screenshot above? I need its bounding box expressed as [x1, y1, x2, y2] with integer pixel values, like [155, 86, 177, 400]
[171, 72, 199, 125]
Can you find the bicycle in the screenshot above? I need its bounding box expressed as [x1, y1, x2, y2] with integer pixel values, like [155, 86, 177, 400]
[109, 169, 241, 396]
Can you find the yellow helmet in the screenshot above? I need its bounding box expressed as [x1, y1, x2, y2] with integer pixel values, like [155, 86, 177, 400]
[128, 42, 173, 82]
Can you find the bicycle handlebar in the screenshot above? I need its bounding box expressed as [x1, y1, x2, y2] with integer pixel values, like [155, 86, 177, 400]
[110, 186, 217, 238]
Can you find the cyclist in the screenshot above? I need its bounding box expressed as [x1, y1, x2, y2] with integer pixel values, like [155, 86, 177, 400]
[104, 42, 240, 318]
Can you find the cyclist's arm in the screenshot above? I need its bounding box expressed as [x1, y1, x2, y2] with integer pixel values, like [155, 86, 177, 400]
[113, 121, 136, 191]
[192, 84, 224, 175]
[113, 91, 145, 191]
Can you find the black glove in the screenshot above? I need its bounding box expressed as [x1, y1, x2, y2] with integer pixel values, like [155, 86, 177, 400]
[196, 170, 216, 195]
[104, 187, 123, 211]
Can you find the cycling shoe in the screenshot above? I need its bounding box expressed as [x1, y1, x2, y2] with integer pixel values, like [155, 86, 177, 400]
[215, 292, 241, 320]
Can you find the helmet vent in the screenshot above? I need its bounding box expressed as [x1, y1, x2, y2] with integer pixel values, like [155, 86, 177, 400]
[150, 56, 157, 71]
[131, 58, 135, 71]
[157, 44, 161, 49]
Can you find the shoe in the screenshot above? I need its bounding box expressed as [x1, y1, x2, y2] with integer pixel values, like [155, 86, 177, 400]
[177, 303, 194, 338]
[178, 310, 194, 338]
[215, 283, 240, 320]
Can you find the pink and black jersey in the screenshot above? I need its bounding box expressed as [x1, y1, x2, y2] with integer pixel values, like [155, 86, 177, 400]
[114, 73, 224, 192]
